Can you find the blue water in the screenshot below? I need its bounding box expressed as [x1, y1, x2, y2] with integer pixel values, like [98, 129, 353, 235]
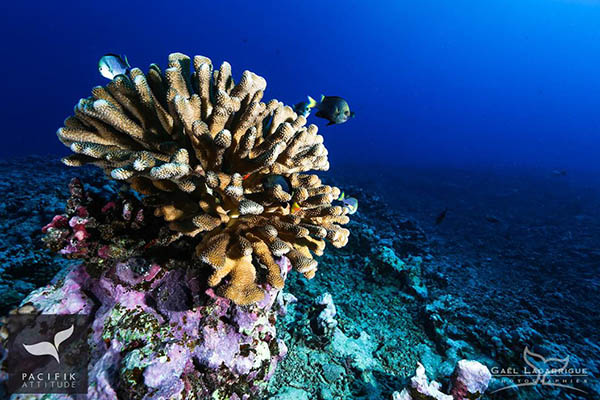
[3, 0, 600, 172]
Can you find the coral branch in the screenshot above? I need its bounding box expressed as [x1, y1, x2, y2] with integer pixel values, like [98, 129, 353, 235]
[58, 52, 351, 304]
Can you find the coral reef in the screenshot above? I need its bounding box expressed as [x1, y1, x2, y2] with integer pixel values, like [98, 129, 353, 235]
[57, 52, 350, 304]
[267, 185, 435, 399]
[2, 159, 598, 399]
[1, 180, 290, 399]
[39, 177, 194, 286]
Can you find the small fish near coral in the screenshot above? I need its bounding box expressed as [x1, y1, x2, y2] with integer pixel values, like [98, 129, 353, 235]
[291, 201, 302, 214]
[307, 95, 355, 125]
[337, 191, 358, 215]
[98, 53, 131, 80]
[263, 174, 292, 194]
[293, 98, 313, 118]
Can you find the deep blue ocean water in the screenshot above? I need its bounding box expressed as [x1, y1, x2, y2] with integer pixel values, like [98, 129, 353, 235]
[3, 0, 600, 171]
[0, 1, 599, 399]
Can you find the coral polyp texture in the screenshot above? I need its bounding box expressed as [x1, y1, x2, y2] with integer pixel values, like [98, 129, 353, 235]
[57, 52, 350, 304]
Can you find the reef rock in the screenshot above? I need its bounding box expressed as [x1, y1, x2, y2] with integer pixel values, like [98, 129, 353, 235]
[268, 387, 310, 400]
[449, 360, 491, 400]
[392, 362, 453, 400]
[373, 246, 428, 299]
[330, 329, 377, 372]
[309, 292, 338, 337]
[1, 256, 290, 399]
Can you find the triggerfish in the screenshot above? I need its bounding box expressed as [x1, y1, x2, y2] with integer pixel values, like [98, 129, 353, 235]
[98, 54, 131, 80]
[338, 192, 358, 215]
[307, 95, 355, 125]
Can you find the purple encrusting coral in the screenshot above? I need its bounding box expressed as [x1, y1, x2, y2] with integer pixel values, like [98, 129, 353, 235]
[1, 179, 290, 399]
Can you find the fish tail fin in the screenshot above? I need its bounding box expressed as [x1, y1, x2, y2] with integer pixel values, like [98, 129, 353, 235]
[307, 96, 318, 108]
[338, 191, 345, 201]
[291, 202, 301, 214]
[123, 54, 131, 68]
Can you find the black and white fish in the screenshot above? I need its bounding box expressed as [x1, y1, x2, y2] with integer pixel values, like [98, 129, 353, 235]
[98, 53, 131, 80]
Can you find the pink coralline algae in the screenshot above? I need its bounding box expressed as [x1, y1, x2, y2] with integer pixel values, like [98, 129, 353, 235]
[42, 214, 68, 232]
[11, 256, 288, 399]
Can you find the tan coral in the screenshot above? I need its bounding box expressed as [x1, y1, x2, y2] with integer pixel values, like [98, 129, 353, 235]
[58, 52, 351, 304]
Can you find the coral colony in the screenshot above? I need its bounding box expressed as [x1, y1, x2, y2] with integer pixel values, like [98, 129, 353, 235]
[0, 53, 494, 399]
[57, 52, 350, 305]
[4, 53, 351, 398]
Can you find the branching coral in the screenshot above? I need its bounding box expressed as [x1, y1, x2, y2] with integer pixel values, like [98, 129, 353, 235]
[57, 52, 350, 304]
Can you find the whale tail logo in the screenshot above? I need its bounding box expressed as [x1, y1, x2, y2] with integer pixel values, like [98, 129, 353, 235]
[524, 346, 570, 383]
[23, 325, 74, 364]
